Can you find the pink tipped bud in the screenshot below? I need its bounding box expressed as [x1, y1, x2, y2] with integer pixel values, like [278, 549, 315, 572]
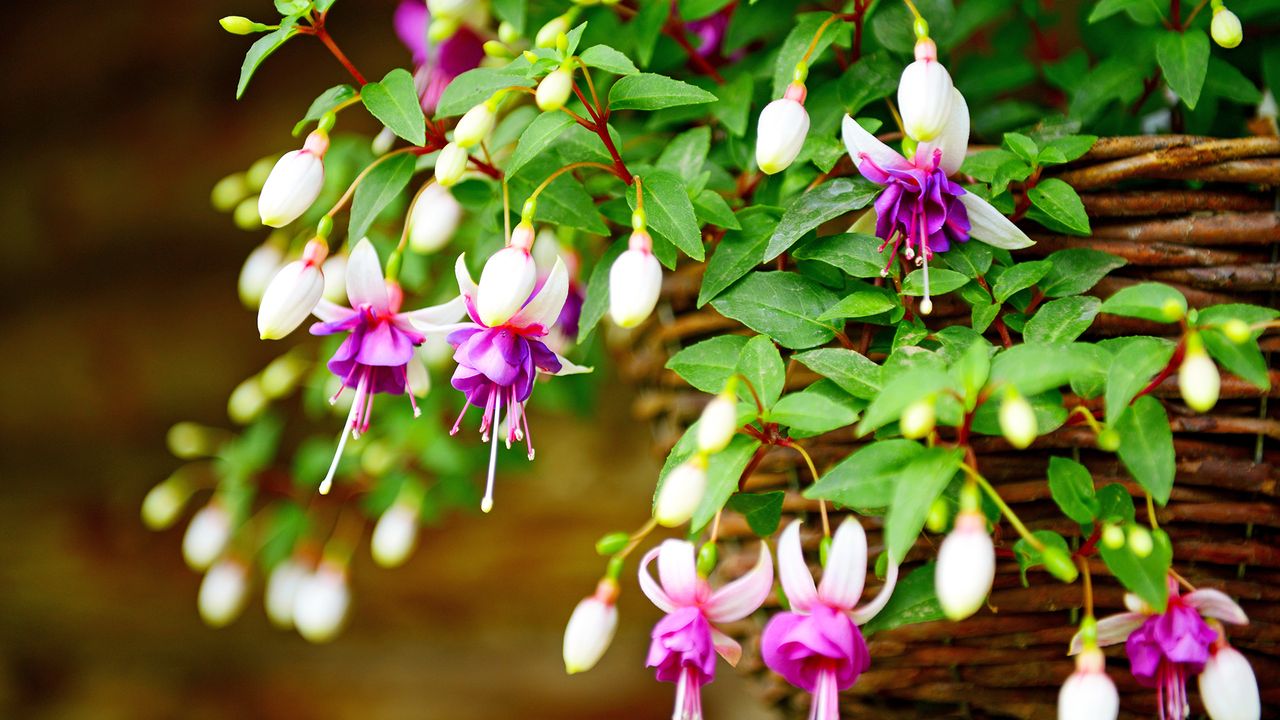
[1199, 645, 1260, 720]
[608, 244, 663, 328]
[238, 240, 285, 307]
[755, 97, 810, 175]
[999, 388, 1038, 449]
[182, 502, 232, 571]
[477, 245, 537, 327]
[1211, 7, 1243, 49]
[898, 56, 954, 142]
[408, 183, 463, 253]
[935, 510, 994, 620]
[1179, 342, 1220, 413]
[265, 559, 308, 629]
[697, 393, 738, 454]
[293, 564, 350, 644]
[454, 102, 497, 148]
[434, 142, 469, 187]
[563, 580, 619, 674]
[371, 502, 420, 568]
[537, 67, 575, 112]
[1058, 648, 1119, 720]
[654, 456, 708, 528]
[258, 132, 327, 227]
[257, 258, 325, 339]
[198, 559, 250, 628]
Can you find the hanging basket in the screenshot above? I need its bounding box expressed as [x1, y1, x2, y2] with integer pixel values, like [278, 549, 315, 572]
[617, 135, 1280, 720]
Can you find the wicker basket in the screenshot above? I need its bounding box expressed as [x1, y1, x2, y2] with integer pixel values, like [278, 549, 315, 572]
[618, 135, 1280, 719]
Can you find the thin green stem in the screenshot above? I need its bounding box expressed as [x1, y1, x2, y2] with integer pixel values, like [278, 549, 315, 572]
[324, 147, 416, 219]
[962, 462, 1045, 552]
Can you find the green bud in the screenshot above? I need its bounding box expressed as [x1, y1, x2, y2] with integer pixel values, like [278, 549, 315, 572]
[913, 17, 930, 40]
[1222, 318, 1251, 344]
[219, 16, 257, 35]
[1077, 615, 1098, 647]
[227, 376, 267, 424]
[316, 215, 334, 240]
[874, 551, 889, 580]
[429, 17, 460, 42]
[1041, 545, 1079, 583]
[483, 40, 511, 59]
[245, 155, 276, 190]
[899, 396, 936, 439]
[605, 555, 624, 580]
[522, 198, 538, 222]
[232, 196, 261, 231]
[260, 352, 308, 399]
[498, 21, 520, 45]
[631, 208, 646, 232]
[792, 61, 808, 84]
[167, 422, 219, 459]
[141, 472, 194, 530]
[1096, 428, 1121, 452]
[1211, 7, 1243, 49]
[819, 536, 832, 567]
[901, 135, 918, 160]
[594, 532, 630, 556]
[1128, 525, 1154, 558]
[317, 111, 337, 134]
[926, 497, 950, 533]
[522, 50, 539, 63]
[696, 542, 718, 576]
[1161, 298, 1185, 322]
[1102, 523, 1127, 549]
[211, 173, 249, 212]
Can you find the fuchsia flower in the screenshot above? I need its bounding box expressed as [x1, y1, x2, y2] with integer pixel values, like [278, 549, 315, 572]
[762, 519, 900, 720]
[640, 539, 774, 720]
[310, 239, 466, 493]
[394, 0, 486, 114]
[1070, 579, 1249, 720]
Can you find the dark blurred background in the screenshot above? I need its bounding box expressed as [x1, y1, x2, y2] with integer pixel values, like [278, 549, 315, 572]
[0, 2, 770, 717]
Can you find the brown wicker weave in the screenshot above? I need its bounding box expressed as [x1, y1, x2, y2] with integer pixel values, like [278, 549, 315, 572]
[618, 135, 1280, 719]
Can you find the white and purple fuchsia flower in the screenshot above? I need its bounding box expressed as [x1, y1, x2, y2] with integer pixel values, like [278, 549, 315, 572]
[394, 0, 486, 115]
[640, 538, 774, 720]
[309, 239, 466, 494]
[1069, 579, 1252, 720]
[762, 519, 899, 720]
[842, 45, 1033, 315]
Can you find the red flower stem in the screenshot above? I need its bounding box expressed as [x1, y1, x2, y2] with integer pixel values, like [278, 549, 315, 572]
[303, 19, 367, 86]
[663, 20, 725, 83]
[1133, 337, 1187, 403]
[574, 82, 633, 184]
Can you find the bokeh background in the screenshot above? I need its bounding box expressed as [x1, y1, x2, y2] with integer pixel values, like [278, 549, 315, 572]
[0, 2, 771, 718]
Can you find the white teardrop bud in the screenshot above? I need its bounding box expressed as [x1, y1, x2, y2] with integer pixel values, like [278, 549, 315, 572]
[654, 457, 708, 528]
[408, 183, 463, 254]
[1211, 8, 1243, 49]
[238, 241, 285, 308]
[434, 142, 469, 187]
[697, 394, 738, 454]
[1058, 649, 1119, 720]
[454, 102, 497, 149]
[537, 67, 575, 112]
[476, 244, 538, 327]
[608, 245, 663, 329]
[1179, 345, 1220, 413]
[999, 389, 1038, 449]
[371, 502, 420, 568]
[198, 559, 250, 628]
[755, 97, 810, 175]
[257, 259, 325, 339]
[935, 510, 994, 621]
[900, 397, 936, 439]
[1199, 645, 1260, 720]
[265, 559, 308, 629]
[182, 503, 232, 571]
[293, 565, 350, 644]
[258, 131, 328, 227]
[563, 581, 619, 674]
[898, 41, 954, 142]
[321, 254, 347, 304]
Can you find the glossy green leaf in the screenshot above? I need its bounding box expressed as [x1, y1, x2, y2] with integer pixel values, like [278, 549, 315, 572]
[858, 368, 953, 435]
[1100, 283, 1187, 323]
[435, 67, 533, 118]
[726, 491, 786, 536]
[1040, 248, 1126, 297]
[861, 563, 944, 635]
[792, 348, 882, 400]
[711, 272, 841, 349]
[609, 73, 717, 110]
[361, 68, 426, 145]
[770, 381, 861, 435]
[806, 439, 925, 509]
[1156, 29, 1210, 110]
[698, 207, 779, 306]
[236, 17, 300, 99]
[1027, 179, 1091, 235]
[576, 237, 626, 342]
[1024, 296, 1101, 344]
[736, 334, 785, 410]
[1104, 338, 1175, 424]
[1115, 396, 1175, 505]
[505, 111, 575, 178]
[886, 447, 963, 564]
[628, 170, 704, 261]
[348, 153, 416, 242]
[1048, 456, 1100, 524]
[792, 232, 893, 278]
[293, 84, 357, 136]
[1100, 526, 1172, 611]
[666, 335, 751, 394]
[902, 268, 971, 297]
[579, 44, 639, 75]
[764, 178, 880, 262]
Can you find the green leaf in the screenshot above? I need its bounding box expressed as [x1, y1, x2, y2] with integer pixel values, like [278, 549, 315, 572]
[1156, 29, 1210, 110]
[293, 84, 357, 136]
[1048, 457, 1099, 524]
[1204, 57, 1262, 104]
[1100, 526, 1172, 611]
[691, 435, 762, 532]
[361, 68, 426, 146]
[693, 190, 741, 231]
[698, 207, 779, 306]
[1014, 530, 1071, 584]
[807, 439, 924, 509]
[712, 72, 754, 137]
[348, 153, 417, 242]
[490, 0, 526, 32]
[902, 268, 971, 297]
[1040, 248, 1126, 297]
[1105, 338, 1175, 424]
[509, 154, 608, 234]
[628, 171, 704, 262]
[1024, 296, 1101, 344]
[944, 242, 994, 278]
[631, 0, 670, 68]
[237, 17, 300, 99]
[773, 12, 845, 97]
[657, 126, 711, 181]
[858, 368, 953, 435]
[793, 348, 882, 400]
[579, 44, 639, 75]
[819, 286, 898, 321]
[726, 491, 786, 536]
[1115, 396, 1175, 505]
[792, 232, 893, 278]
[993, 261, 1053, 303]
[764, 178, 880, 262]
[609, 73, 718, 111]
[991, 343, 1101, 397]
[861, 563, 945, 635]
[838, 53, 900, 115]
[1100, 283, 1187, 323]
[711, 272, 840, 349]
[736, 334, 785, 410]
[1096, 483, 1136, 523]
[666, 335, 750, 394]
[1027, 179, 1091, 235]
[1042, 135, 1098, 164]
[435, 67, 533, 118]
[886, 447, 963, 564]
[577, 237, 626, 342]
[505, 111, 575, 178]
[1088, 0, 1162, 24]
[771, 381, 861, 435]
[1202, 330, 1270, 390]
[1003, 132, 1039, 164]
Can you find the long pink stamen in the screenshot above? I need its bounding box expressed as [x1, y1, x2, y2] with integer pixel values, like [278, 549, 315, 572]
[673, 667, 703, 720]
[809, 665, 840, 720]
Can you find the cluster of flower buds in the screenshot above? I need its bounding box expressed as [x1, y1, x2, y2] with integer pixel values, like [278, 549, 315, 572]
[1210, 0, 1243, 48]
[258, 129, 329, 228]
[755, 65, 810, 175]
[1178, 332, 1221, 413]
[608, 206, 663, 328]
[654, 379, 740, 527]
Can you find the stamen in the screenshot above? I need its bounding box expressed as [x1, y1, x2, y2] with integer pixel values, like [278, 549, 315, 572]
[919, 216, 933, 316]
[481, 393, 501, 513]
[450, 402, 469, 436]
[320, 377, 365, 495]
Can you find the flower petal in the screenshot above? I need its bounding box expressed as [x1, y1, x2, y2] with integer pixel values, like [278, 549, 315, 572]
[842, 115, 910, 174]
[545, 353, 593, 376]
[705, 541, 774, 623]
[711, 628, 743, 667]
[312, 299, 354, 323]
[346, 239, 390, 312]
[1069, 612, 1147, 654]
[778, 520, 819, 614]
[454, 253, 478, 301]
[658, 539, 701, 606]
[818, 517, 868, 610]
[510, 257, 568, 332]
[915, 88, 970, 176]
[958, 194, 1034, 250]
[1185, 589, 1249, 625]
[851, 557, 899, 625]
[638, 546, 677, 614]
[403, 295, 468, 330]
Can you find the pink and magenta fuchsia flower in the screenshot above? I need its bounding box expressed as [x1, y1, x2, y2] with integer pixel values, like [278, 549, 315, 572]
[841, 92, 1033, 313]
[1070, 578, 1248, 720]
[640, 538, 774, 720]
[762, 519, 900, 720]
[394, 0, 486, 114]
[422, 253, 589, 512]
[310, 239, 465, 494]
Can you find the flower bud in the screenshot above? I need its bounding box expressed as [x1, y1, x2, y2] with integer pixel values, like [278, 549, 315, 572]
[455, 102, 497, 149]
[293, 564, 350, 644]
[1096, 428, 1120, 452]
[228, 377, 268, 424]
[265, 559, 308, 629]
[1199, 645, 1261, 720]
[536, 15, 571, 48]
[260, 351, 308, 399]
[434, 142, 469, 187]
[926, 497, 950, 533]
[537, 67, 575, 112]
[477, 244, 538, 327]
[1222, 318, 1251, 344]
[211, 172, 250, 211]
[371, 502, 420, 568]
[1162, 298, 1185, 322]
[563, 580, 619, 674]
[183, 502, 232, 571]
[897, 40, 954, 142]
[900, 396, 936, 439]
[1211, 7, 1243, 49]
[238, 241, 285, 308]
[697, 393, 738, 454]
[198, 559, 250, 628]
[258, 131, 328, 227]
[1058, 648, 1119, 720]
[1179, 339, 1220, 413]
[220, 16, 256, 35]
[427, 0, 471, 20]
[141, 473, 194, 531]
[371, 126, 396, 155]
[233, 196, 261, 230]
[999, 388, 1038, 449]
[1102, 524, 1126, 550]
[1128, 525, 1153, 558]
[654, 456, 708, 528]
[408, 183, 463, 254]
[755, 92, 810, 175]
[1041, 545, 1079, 583]
[429, 17, 460, 42]
[257, 254, 326, 339]
[595, 532, 630, 556]
[406, 356, 431, 397]
[934, 510, 994, 621]
[609, 242, 663, 329]
[498, 21, 520, 45]
[167, 422, 219, 459]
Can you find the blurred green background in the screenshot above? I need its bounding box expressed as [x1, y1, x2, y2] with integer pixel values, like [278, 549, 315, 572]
[0, 2, 769, 718]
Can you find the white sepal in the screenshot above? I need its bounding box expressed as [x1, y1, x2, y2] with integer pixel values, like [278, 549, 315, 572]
[959, 193, 1035, 249]
[915, 88, 970, 176]
[755, 98, 810, 175]
[408, 183, 463, 254]
[182, 503, 232, 571]
[654, 458, 708, 528]
[476, 247, 538, 327]
[238, 241, 285, 308]
[198, 559, 250, 628]
[371, 502, 420, 568]
[608, 248, 663, 328]
[293, 565, 350, 644]
[257, 260, 325, 339]
[264, 559, 308, 630]
[935, 511, 995, 621]
[258, 135, 327, 227]
[1199, 646, 1261, 720]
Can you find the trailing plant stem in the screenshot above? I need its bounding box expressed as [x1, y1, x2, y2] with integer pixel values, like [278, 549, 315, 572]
[962, 462, 1046, 552]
